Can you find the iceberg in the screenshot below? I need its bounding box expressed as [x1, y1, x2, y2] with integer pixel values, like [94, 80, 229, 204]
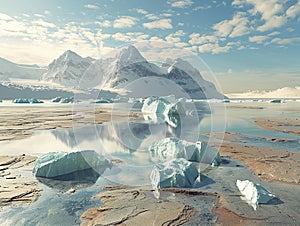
[236, 179, 277, 210]
[30, 98, 44, 104]
[51, 96, 62, 102]
[149, 137, 222, 166]
[32, 150, 111, 179]
[13, 98, 30, 103]
[60, 97, 74, 103]
[269, 99, 281, 103]
[95, 98, 113, 104]
[150, 158, 199, 190]
[141, 96, 184, 127]
[149, 137, 203, 162]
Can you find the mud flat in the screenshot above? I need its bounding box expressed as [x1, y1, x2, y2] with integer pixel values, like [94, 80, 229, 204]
[0, 107, 132, 141]
[254, 117, 300, 136]
[0, 155, 41, 207]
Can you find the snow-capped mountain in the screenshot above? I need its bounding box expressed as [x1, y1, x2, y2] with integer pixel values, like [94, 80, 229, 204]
[42, 45, 225, 99]
[0, 57, 46, 80]
[42, 50, 94, 87]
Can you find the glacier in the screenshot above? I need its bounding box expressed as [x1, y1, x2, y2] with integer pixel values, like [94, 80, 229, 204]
[150, 158, 199, 190]
[236, 179, 277, 210]
[32, 150, 111, 179]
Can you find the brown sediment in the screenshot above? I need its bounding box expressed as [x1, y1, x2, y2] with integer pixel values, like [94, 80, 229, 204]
[0, 155, 41, 207]
[214, 195, 263, 226]
[213, 142, 300, 184]
[254, 117, 300, 136]
[0, 107, 135, 141]
[80, 186, 195, 226]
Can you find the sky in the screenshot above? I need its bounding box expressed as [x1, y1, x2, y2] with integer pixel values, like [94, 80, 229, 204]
[0, 0, 300, 93]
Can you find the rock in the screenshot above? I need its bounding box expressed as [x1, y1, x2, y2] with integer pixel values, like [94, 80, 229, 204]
[236, 179, 277, 210]
[141, 96, 184, 127]
[270, 99, 281, 103]
[149, 138, 222, 166]
[150, 158, 199, 190]
[32, 150, 111, 178]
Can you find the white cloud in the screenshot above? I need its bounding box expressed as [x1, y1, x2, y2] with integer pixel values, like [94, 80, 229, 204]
[113, 16, 137, 28]
[84, 4, 99, 9]
[95, 20, 111, 27]
[249, 35, 268, 43]
[213, 12, 250, 37]
[232, 0, 295, 32]
[112, 32, 149, 42]
[268, 31, 280, 36]
[198, 43, 232, 54]
[189, 33, 219, 45]
[168, 0, 193, 8]
[32, 19, 56, 28]
[135, 9, 148, 15]
[143, 19, 173, 29]
[34, 14, 44, 18]
[271, 37, 300, 45]
[286, 0, 300, 18]
[44, 10, 51, 15]
[178, 22, 184, 26]
[0, 13, 14, 21]
[145, 14, 160, 20]
[257, 15, 287, 32]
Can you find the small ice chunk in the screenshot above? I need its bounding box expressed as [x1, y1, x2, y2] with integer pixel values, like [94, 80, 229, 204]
[95, 98, 113, 103]
[60, 97, 74, 103]
[33, 150, 111, 178]
[13, 98, 30, 103]
[51, 96, 62, 102]
[150, 158, 199, 190]
[30, 98, 44, 104]
[236, 179, 277, 210]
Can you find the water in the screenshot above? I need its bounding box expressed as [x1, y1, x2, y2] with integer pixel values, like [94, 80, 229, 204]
[0, 100, 299, 225]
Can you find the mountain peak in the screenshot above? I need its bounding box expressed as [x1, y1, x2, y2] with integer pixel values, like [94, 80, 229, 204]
[116, 45, 146, 66]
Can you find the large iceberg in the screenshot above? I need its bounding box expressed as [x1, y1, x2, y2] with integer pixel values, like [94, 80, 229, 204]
[236, 179, 277, 210]
[32, 150, 111, 178]
[141, 96, 184, 127]
[149, 137, 202, 162]
[150, 158, 199, 190]
[149, 137, 222, 166]
[30, 98, 44, 104]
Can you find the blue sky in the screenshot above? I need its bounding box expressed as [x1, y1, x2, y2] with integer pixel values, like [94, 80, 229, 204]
[0, 0, 299, 93]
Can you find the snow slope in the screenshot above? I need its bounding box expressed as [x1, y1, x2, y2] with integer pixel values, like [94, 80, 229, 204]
[227, 87, 300, 99]
[0, 57, 46, 80]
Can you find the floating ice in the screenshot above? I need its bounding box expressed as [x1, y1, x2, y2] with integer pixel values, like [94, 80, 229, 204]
[150, 158, 199, 190]
[149, 137, 222, 166]
[141, 96, 184, 127]
[30, 98, 44, 104]
[95, 98, 113, 104]
[13, 98, 30, 103]
[269, 99, 281, 103]
[236, 179, 277, 210]
[60, 97, 74, 103]
[51, 96, 62, 102]
[33, 150, 111, 178]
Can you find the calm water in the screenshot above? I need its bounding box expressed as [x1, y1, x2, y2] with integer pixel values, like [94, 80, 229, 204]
[0, 100, 299, 225]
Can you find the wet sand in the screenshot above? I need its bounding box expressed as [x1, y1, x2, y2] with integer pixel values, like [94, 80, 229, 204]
[0, 106, 134, 141]
[0, 106, 299, 225]
[0, 155, 41, 207]
[255, 117, 300, 136]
